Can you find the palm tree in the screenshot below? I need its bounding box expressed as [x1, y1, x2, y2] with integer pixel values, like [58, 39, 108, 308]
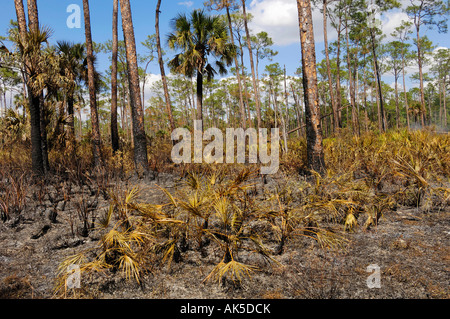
[205, 0, 247, 129]
[82, 0, 102, 168]
[13, 0, 47, 176]
[27, 0, 39, 33]
[167, 9, 236, 127]
[297, 0, 326, 174]
[26, 0, 50, 173]
[119, 0, 148, 172]
[56, 41, 85, 146]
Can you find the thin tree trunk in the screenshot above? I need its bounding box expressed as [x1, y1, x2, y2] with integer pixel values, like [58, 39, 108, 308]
[444, 77, 447, 127]
[67, 95, 75, 144]
[237, 39, 251, 126]
[370, 27, 386, 132]
[111, 0, 120, 153]
[83, 0, 102, 168]
[156, 0, 175, 133]
[196, 70, 203, 123]
[323, 0, 339, 133]
[335, 12, 343, 127]
[345, 15, 359, 136]
[394, 72, 400, 129]
[225, 5, 246, 129]
[291, 84, 303, 137]
[120, 0, 149, 172]
[297, 0, 326, 174]
[363, 56, 369, 132]
[402, 55, 410, 129]
[38, 93, 49, 172]
[415, 26, 426, 127]
[241, 0, 261, 128]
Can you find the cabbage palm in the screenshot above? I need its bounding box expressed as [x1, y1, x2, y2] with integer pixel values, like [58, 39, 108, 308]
[167, 9, 236, 124]
[56, 41, 85, 144]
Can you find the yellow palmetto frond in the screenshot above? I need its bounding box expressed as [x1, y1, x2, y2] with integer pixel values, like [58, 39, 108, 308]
[344, 212, 357, 231]
[118, 254, 141, 284]
[204, 260, 257, 284]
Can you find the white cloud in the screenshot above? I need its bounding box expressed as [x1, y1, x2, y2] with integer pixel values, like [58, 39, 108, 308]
[142, 73, 162, 107]
[247, 0, 335, 46]
[246, 1, 418, 47]
[178, 1, 194, 7]
[248, 0, 299, 46]
[380, 11, 411, 42]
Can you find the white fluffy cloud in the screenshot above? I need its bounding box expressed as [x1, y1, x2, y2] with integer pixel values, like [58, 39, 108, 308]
[247, 0, 415, 47]
[248, 0, 314, 46]
[247, 0, 339, 46]
[380, 11, 411, 42]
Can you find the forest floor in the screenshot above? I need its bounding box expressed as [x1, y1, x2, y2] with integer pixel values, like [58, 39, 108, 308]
[0, 170, 448, 300]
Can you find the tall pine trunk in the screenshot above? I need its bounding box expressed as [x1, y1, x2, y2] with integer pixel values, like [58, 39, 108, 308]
[156, 0, 175, 133]
[83, 0, 103, 168]
[120, 0, 149, 173]
[335, 13, 343, 127]
[323, 0, 340, 133]
[111, 0, 120, 153]
[394, 72, 400, 129]
[241, 0, 261, 128]
[297, 0, 326, 174]
[415, 26, 426, 127]
[345, 13, 359, 136]
[370, 27, 386, 132]
[402, 54, 410, 129]
[225, 5, 246, 129]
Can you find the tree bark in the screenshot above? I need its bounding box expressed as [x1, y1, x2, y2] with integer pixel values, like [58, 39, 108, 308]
[67, 95, 75, 144]
[111, 0, 120, 153]
[297, 0, 326, 174]
[27, 0, 49, 173]
[83, 0, 103, 168]
[27, 0, 39, 32]
[120, 0, 149, 173]
[196, 69, 204, 123]
[156, 0, 175, 133]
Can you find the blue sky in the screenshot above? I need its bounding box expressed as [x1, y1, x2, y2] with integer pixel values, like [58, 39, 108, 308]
[0, 0, 449, 90]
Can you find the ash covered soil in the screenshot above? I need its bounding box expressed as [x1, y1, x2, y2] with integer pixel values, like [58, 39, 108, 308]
[0, 172, 449, 299]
